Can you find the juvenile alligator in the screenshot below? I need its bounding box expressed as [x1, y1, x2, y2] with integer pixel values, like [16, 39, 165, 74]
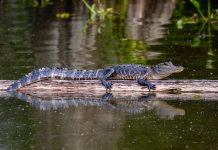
[6, 62, 184, 91]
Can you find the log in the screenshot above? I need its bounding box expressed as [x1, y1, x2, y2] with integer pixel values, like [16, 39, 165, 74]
[0, 79, 218, 101]
[0, 79, 218, 93]
[0, 80, 14, 91]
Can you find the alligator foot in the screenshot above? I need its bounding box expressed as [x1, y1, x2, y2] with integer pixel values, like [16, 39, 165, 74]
[137, 78, 156, 91]
[101, 79, 112, 90]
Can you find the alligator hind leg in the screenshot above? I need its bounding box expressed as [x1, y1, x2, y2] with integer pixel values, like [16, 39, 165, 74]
[100, 68, 115, 91]
[137, 78, 156, 91]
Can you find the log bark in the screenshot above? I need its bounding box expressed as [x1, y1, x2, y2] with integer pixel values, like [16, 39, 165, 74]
[0, 79, 218, 101]
[0, 79, 218, 93]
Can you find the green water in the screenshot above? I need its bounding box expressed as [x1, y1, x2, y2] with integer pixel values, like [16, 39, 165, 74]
[1, 0, 218, 149]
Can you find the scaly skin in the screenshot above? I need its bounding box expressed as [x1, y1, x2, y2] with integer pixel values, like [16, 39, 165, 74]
[6, 62, 184, 91]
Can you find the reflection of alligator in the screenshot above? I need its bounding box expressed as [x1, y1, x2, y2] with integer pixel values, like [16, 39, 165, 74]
[9, 91, 185, 119]
[9, 91, 115, 110]
[9, 91, 153, 113]
[7, 62, 183, 91]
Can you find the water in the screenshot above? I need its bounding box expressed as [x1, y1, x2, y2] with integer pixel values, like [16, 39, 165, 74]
[1, 0, 218, 149]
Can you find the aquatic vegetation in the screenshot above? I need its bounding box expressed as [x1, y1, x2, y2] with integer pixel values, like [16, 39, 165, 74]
[174, 0, 217, 70]
[82, 0, 113, 23]
[177, 0, 218, 29]
[82, 0, 113, 33]
[56, 12, 70, 19]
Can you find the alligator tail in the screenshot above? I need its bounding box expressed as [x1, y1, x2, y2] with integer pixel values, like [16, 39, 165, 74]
[6, 67, 53, 91]
[6, 67, 101, 91]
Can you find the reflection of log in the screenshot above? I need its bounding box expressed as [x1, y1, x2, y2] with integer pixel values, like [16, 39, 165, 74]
[0, 80, 218, 100]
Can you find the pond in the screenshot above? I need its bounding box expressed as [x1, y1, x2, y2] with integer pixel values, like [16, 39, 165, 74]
[0, 0, 218, 149]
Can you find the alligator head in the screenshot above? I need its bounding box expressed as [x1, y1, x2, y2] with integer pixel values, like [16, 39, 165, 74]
[150, 62, 184, 79]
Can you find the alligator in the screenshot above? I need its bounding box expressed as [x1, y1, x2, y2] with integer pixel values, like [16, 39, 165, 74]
[6, 62, 184, 91]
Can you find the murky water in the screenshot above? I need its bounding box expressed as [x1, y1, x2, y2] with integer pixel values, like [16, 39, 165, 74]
[1, 0, 218, 149]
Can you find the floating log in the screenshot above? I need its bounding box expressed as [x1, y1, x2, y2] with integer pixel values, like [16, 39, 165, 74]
[0, 80, 14, 91]
[0, 79, 218, 93]
[0, 79, 218, 101]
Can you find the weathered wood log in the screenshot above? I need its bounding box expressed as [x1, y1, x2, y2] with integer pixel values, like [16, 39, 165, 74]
[0, 79, 218, 101]
[0, 79, 218, 93]
[0, 80, 14, 91]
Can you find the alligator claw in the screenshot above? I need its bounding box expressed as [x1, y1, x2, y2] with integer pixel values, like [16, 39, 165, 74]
[101, 79, 112, 90]
[148, 84, 156, 90]
[137, 78, 156, 91]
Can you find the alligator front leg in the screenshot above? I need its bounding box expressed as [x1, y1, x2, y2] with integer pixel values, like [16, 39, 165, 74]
[100, 68, 115, 91]
[137, 78, 156, 91]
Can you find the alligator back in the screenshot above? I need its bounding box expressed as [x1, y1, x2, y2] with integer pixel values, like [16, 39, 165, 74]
[109, 64, 149, 80]
[7, 67, 104, 91]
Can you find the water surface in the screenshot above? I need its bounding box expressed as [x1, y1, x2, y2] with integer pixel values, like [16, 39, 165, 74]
[0, 0, 218, 149]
